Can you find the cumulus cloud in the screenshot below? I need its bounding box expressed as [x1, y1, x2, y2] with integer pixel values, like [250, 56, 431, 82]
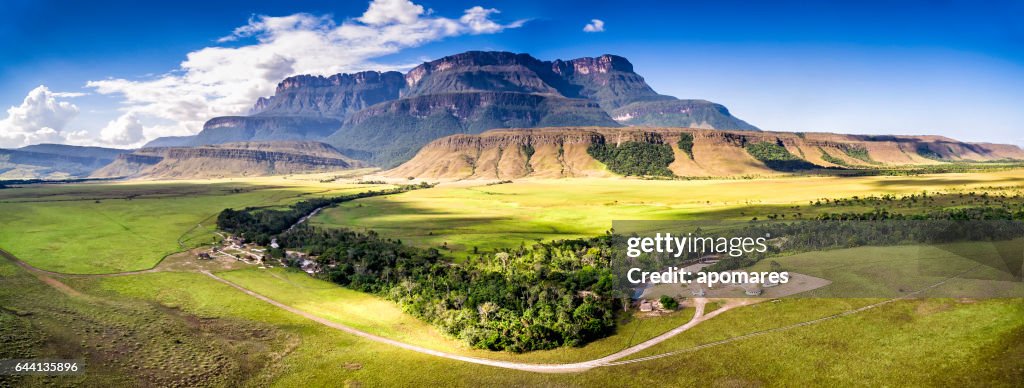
[359, 0, 425, 26]
[583, 19, 605, 32]
[100, 112, 146, 146]
[86, 0, 526, 142]
[0, 86, 80, 148]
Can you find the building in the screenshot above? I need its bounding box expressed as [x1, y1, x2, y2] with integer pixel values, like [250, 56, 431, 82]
[639, 300, 654, 312]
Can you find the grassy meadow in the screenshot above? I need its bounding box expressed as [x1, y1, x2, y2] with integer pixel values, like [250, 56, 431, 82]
[0, 177, 391, 274]
[3, 256, 1019, 387]
[1, 169, 1023, 386]
[313, 170, 1024, 253]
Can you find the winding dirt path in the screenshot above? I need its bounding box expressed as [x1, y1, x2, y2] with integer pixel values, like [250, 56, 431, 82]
[202, 270, 738, 373]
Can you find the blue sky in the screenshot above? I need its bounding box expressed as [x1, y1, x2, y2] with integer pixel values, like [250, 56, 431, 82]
[1, 0, 1022, 148]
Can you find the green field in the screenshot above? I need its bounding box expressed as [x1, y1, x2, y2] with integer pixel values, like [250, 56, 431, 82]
[2, 171, 1023, 386]
[313, 171, 1024, 253]
[0, 179, 391, 274]
[219, 267, 697, 364]
[3, 255, 1020, 386]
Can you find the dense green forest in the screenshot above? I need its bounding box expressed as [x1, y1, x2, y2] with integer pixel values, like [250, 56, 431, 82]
[587, 141, 675, 177]
[217, 183, 432, 245]
[218, 190, 619, 352]
[744, 141, 818, 171]
[279, 227, 619, 352]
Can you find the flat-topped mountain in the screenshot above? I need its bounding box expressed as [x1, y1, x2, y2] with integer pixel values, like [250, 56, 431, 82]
[0, 144, 130, 179]
[92, 141, 362, 179]
[386, 127, 1024, 180]
[145, 51, 759, 167]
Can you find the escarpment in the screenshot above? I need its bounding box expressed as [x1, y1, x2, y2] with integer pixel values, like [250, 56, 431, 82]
[145, 51, 759, 167]
[387, 127, 1024, 180]
[91, 142, 362, 179]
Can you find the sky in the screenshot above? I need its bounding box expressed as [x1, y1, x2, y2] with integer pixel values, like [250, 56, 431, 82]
[0, 0, 1022, 149]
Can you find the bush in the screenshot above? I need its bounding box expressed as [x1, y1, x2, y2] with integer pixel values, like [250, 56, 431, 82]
[659, 295, 679, 310]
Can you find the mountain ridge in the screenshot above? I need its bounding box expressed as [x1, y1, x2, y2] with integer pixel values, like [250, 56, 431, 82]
[386, 127, 1024, 180]
[144, 51, 760, 166]
[92, 141, 363, 179]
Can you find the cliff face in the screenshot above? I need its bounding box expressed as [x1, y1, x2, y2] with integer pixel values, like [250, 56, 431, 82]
[252, 71, 405, 119]
[185, 116, 343, 146]
[146, 51, 760, 165]
[610, 99, 760, 131]
[330, 91, 619, 167]
[91, 141, 362, 179]
[552, 55, 672, 110]
[386, 127, 1024, 180]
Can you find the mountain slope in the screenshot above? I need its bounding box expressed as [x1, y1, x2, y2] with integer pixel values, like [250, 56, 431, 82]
[92, 141, 363, 179]
[147, 51, 759, 167]
[253, 71, 405, 118]
[329, 91, 619, 166]
[387, 127, 1024, 179]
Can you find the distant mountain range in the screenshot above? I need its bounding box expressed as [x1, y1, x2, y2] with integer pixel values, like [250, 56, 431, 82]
[91, 141, 362, 180]
[145, 51, 759, 167]
[4, 51, 1022, 181]
[0, 144, 129, 180]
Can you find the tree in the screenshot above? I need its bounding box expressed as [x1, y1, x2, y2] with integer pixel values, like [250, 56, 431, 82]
[659, 295, 679, 310]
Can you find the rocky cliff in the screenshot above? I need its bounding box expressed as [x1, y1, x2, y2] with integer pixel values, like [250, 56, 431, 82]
[386, 127, 1024, 180]
[146, 51, 759, 166]
[252, 71, 405, 118]
[329, 91, 619, 166]
[92, 141, 362, 179]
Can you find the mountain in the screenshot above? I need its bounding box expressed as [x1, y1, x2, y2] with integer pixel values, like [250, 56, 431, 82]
[91, 141, 363, 179]
[147, 51, 758, 167]
[19, 143, 129, 160]
[387, 127, 1024, 180]
[0, 144, 130, 179]
[251, 71, 406, 118]
[187, 116, 343, 145]
[328, 91, 619, 166]
[142, 136, 194, 148]
[609, 100, 759, 130]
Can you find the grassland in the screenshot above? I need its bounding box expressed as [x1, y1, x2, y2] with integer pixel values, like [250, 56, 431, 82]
[218, 267, 697, 364]
[0, 176, 391, 274]
[2, 170, 1023, 385]
[313, 170, 1024, 252]
[4, 253, 1020, 387]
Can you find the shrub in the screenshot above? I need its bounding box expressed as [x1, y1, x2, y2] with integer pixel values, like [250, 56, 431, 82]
[659, 295, 679, 310]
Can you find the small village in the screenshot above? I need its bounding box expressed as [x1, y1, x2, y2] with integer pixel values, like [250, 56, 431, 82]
[200, 234, 321, 275]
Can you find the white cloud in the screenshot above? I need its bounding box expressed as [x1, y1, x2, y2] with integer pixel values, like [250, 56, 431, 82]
[51, 92, 89, 98]
[86, 0, 526, 144]
[359, 0, 425, 26]
[100, 112, 146, 146]
[0, 86, 80, 148]
[583, 19, 605, 33]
